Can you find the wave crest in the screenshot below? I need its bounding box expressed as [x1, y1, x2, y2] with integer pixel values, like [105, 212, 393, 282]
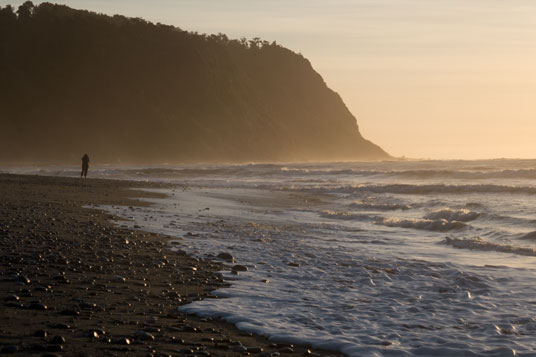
[320, 211, 372, 221]
[391, 168, 536, 180]
[424, 208, 480, 222]
[378, 217, 467, 232]
[349, 201, 411, 211]
[306, 184, 536, 196]
[445, 237, 536, 257]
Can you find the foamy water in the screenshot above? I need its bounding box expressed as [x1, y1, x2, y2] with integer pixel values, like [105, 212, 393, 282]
[6, 160, 536, 356]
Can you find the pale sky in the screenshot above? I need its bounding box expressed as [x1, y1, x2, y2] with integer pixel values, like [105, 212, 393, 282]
[3, 0, 536, 159]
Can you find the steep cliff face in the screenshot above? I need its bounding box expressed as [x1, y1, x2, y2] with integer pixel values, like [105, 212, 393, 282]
[0, 2, 389, 163]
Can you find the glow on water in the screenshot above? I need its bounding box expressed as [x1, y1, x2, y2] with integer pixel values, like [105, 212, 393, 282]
[5, 160, 536, 356]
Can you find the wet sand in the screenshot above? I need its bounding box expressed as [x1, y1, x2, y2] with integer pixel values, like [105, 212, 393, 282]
[0, 173, 340, 356]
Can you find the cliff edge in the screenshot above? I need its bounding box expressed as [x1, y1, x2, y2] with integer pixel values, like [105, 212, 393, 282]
[0, 2, 389, 163]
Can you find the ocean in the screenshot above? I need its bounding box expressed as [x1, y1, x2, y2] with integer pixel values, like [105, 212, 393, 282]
[7, 159, 536, 356]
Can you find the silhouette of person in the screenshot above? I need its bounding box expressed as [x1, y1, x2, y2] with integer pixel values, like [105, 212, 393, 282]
[81, 154, 90, 178]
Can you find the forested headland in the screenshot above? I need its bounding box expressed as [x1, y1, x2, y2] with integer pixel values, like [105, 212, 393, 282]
[0, 2, 389, 163]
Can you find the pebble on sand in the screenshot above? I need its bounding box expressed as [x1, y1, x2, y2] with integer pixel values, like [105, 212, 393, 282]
[50, 335, 66, 345]
[217, 252, 235, 263]
[232, 264, 248, 272]
[34, 329, 48, 337]
[134, 330, 155, 341]
[6, 293, 20, 301]
[29, 302, 48, 311]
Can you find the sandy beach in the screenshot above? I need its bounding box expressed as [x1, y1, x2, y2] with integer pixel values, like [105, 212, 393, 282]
[0, 173, 337, 356]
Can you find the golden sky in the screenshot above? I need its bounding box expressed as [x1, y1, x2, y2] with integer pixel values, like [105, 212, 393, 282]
[4, 0, 535, 159]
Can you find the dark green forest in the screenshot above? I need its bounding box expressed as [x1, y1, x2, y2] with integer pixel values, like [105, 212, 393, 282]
[0, 2, 389, 163]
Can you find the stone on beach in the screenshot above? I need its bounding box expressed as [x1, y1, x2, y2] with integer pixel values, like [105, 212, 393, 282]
[113, 337, 131, 345]
[29, 302, 48, 310]
[232, 264, 248, 272]
[60, 309, 80, 316]
[15, 275, 30, 284]
[217, 252, 235, 263]
[134, 330, 155, 341]
[248, 346, 264, 353]
[34, 329, 48, 337]
[112, 275, 127, 282]
[6, 293, 20, 301]
[50, 335, 66, 344]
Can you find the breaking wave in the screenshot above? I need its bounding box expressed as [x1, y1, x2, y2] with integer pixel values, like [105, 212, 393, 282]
[349, 201, 411, 211]
[424, 208, 480, 222]
[445, 237, 536, 257]
[304, 184, 536, 196]
[388, 168, 536, 180]
[378, 217, 468, 232]
[320, 211, 373, 221]
[280, 167, 536, 180]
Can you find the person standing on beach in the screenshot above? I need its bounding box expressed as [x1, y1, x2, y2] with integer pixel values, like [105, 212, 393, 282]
[81, 154, 90, 178]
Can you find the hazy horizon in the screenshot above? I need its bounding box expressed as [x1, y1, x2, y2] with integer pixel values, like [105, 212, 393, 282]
[3, 0, 535, 160]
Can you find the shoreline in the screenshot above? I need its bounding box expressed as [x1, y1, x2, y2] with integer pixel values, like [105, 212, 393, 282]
[0, 173, 339, 356]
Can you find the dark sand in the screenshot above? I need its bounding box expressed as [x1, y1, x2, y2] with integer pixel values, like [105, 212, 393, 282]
[0, 174, 340, 356]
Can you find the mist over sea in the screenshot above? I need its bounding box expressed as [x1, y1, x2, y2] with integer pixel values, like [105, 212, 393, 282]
[7, 159, 536, 356]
